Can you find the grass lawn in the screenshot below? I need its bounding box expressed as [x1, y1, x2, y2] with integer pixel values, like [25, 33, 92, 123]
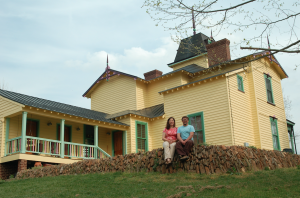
[1, 167, 300, 198]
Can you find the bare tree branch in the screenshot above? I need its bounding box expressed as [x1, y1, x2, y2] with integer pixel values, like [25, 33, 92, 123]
[240, 46, 300, 53]
[176, 0, 256, 13]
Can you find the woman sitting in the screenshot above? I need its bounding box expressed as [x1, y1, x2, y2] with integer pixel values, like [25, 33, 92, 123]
[162, 117, 177, 164]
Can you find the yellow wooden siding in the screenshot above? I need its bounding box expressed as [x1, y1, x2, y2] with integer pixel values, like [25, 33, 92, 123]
[149, 117, 167, 150]
[181, 73, 190, 85]
[252, 58, 289, 150]
[0, 117, 4, 158]
[147, 73, 181, 107]
[171, 55, 208, 70]
[122, 117, 152, 153]
[249, 64, 262, 148]
[191, 64, 245, 83]
[91, 75, 137, 114]
[136, 80, 147, 110]
[163, 77, 233, 146]
[0, 96, 23, 118]
[226, 70, 256, 147]
[0, 96, 23, 157]
[118, 117, 131, 154]
[98, 127, 113, 156]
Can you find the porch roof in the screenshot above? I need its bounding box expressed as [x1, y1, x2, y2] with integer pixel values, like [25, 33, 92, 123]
[0, 89, 128, 126]
[106, 103, 164, 119]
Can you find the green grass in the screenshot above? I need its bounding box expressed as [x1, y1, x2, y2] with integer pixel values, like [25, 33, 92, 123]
[1, 168, 300, 198]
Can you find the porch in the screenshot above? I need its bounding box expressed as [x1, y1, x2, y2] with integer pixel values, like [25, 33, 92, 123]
[2, 111, 127, 163]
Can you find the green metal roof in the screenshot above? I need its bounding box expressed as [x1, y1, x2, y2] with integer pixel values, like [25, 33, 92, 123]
[171, 32, 212, 65]
[106, 103, 164, 119]
[0, 89, 128, 126]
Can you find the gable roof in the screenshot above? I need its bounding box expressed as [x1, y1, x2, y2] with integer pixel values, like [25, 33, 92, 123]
[0, 89, 128, 126]
[147, 64, 207, 81]
[106, 103, 164, 119]
[172, 32, 212, 64]
[82, 69, 141, 97]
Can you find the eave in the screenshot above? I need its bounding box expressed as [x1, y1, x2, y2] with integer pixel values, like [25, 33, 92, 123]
[23, 105, 130, 129]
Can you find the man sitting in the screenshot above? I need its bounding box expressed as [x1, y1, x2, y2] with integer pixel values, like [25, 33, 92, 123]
[176, 116, 195, 160]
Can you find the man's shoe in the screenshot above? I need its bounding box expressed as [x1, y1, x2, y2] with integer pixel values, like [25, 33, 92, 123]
[180, 156, 189, 160]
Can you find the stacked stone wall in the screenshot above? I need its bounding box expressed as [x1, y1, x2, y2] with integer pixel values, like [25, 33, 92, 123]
[15, 145, 300, 180]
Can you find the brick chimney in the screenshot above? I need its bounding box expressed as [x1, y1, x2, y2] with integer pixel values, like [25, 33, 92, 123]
[206, 38, 231, 67]
[144, 69, 163, 81]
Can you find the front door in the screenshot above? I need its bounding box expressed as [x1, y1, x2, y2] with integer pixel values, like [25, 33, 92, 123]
[58, 125, 71, 156]
[26, 120, 38, 137]
[113, 131, 123, 156]
[26, 120, 38, 153]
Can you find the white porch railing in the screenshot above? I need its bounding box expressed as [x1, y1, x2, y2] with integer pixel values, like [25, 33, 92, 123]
[5, 136, 111, 159]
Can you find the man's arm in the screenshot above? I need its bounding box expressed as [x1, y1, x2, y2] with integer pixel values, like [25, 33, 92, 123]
[184, 132, 194, 142]
[183, 126, 195, 143]
[177, 132, 184, 143]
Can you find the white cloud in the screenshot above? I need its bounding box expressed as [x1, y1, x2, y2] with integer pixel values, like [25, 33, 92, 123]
[65, 37, 178, 78]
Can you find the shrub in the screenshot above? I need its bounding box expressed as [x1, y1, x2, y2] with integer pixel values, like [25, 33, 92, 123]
[9, 175, 14, 179]
[297, 165, 300, 170]
[264, 167, 270, 171]
[31, 166, 43, 170]
[227, 167, 241, 175]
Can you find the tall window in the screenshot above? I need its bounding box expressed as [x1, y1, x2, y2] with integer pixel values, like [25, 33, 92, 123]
[136, 121, 148, 153]
[188, 112, 205, 146]
[270, 118, 280, 151]
[264, 74, 274, 104]
[237, 74, 244, 92]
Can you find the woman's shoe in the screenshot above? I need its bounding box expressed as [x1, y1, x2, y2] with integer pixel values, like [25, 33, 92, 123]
[166, 158, 171, 164]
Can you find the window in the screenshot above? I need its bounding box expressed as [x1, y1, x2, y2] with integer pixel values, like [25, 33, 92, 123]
[264, 74, 274, 104]
[237, 74, 244, 92]
[135, 121, 148, 153]
[270, 118, 280, 151]
[188, 112, 205, 146]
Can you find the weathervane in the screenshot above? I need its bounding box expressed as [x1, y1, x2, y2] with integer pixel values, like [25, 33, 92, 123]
[192, 6, 196, 35]
[105, 55, 111, 81]
[267, 36, 272, 63]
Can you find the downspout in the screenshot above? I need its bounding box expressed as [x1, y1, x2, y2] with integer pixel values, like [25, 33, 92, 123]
[226, 75, 236, 145]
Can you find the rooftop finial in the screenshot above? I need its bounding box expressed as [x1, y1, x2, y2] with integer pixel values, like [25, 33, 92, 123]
[105, 54, 111, 81]
[192, 6, 196, 35]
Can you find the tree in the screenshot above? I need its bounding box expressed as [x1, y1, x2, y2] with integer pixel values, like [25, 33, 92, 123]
[143, 0, 300, 67]
[283, 94, 292, 120]
[0, 80, 10, 90]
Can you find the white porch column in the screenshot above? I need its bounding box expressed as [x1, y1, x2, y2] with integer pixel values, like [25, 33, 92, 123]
[94, 125, 98, 158]
[60, 119, 65, 158]
[21, 112, 27, 153]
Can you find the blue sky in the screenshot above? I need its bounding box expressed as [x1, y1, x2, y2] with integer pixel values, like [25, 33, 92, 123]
[0, 0, 299, 152]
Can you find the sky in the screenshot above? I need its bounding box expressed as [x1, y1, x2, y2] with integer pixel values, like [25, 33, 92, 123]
[0, 0, 299, 152]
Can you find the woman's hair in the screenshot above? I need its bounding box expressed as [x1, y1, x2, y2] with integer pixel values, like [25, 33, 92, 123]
[166, 117, 176, 130]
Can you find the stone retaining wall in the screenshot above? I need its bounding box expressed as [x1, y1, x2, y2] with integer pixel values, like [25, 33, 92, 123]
[15, 145, 300, 180]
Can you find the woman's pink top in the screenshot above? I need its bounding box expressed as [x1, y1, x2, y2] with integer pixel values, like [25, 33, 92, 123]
[163, 127, 178, 140]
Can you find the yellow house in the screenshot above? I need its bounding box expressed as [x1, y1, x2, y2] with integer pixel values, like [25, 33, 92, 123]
[0, 32, 296, 179]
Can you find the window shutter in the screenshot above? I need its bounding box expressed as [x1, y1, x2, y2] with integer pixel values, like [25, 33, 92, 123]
[265, 76, 274, 103]
[237, 75, 244, 92]
[136, 122, 147, 153]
